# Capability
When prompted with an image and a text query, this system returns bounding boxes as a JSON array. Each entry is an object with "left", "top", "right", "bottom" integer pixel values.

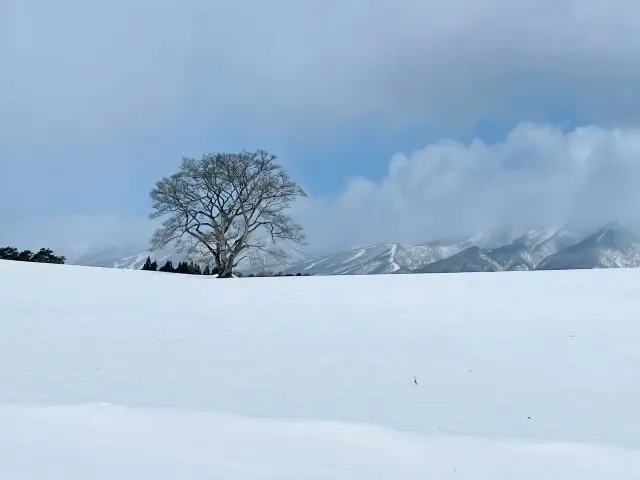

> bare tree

[{"left": 149, "top": 150, "right": 307, "bottom": 278}]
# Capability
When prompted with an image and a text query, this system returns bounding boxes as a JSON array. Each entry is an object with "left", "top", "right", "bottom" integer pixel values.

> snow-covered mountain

[
  {"left": 417, "top": 226, "right": 580, "bottom": 274},
  {"left": 275, "top": 231, "right": 515, "bottom": 276},
  {"left": 487, "top": 227, "right": 584, "bottom": 270},
  {"left": 283, "top": 224, "right": 640, "bottom": 275},
  {"left": 73, "top": 235, "right": 479, "bottom": 276},
  {"left": 72, "top": 223, "right": 640, "bottom": 275},
  {"left": 416, "top": 246, "right": 504, "bottom": 273},
  {"left": 276, "top": 243, "right": 448, "bottom": 276},
  {"left": 537, "top": 223, "right": 640, "bottom": 270}
]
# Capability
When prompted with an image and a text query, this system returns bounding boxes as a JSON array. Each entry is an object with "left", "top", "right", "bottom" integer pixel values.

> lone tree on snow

[{"left": 148, "top": 150, "right": 307, "bottom": 278}]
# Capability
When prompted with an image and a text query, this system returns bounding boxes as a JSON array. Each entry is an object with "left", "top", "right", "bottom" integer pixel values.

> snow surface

[{"left": 2, "top": 260, "right": 640, "bottom": 478}]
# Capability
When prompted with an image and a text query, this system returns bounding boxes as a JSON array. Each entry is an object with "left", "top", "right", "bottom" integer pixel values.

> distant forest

[
  {"left": 140, "top": 256, "right": 310, "bottom": 277},
  {"left": 0, "top": 247, "right": 66, "bottom": 264}
]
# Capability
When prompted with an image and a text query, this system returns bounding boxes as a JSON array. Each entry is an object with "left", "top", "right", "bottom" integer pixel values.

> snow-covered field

[{"left": 1, "top": 261, "right": 640, "bottom": 478}]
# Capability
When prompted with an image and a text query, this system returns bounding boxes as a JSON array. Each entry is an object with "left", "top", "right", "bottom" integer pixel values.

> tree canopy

[{"left": 0, "top": 247, "right": 65, "bottom": 264}]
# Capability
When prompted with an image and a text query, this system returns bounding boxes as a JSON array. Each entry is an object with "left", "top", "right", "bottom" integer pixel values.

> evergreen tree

[
  {"left": 149, "top": 260, "right": 158, "bottom": 271},
  {"left": 141, "top": 256, "right": 153, "bottom": 270},
  {"left": 159, "top": 260, "right": 175, "bottom": 272},
  {"left": 175, "top": 261, "right": 190, "bottom": 274},
  {"left": 30, "top": 248, "right": 65, "bottom": 264},
  {"left": 0, "top": 247, "right": 19, "bottom": 260},
  {"left": 203, "top": 265, "right": 211, "bottom": 275},
  {"left": 16, "top": 249, "right": 33, "bottom": 261}
]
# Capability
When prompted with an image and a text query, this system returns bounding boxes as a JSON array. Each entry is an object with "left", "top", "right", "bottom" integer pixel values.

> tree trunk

[{"left": 217, "top": 261, "right": 234, "bottom": 278}]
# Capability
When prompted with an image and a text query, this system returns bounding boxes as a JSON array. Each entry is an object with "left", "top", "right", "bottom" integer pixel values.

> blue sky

[{"left": 4, "top": 0, "right": 640, "bottom": 258}]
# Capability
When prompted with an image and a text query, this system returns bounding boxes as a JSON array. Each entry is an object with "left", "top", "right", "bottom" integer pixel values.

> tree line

[
  {"left": 140, "top": 255, "right": 310, "bottom": 277},
  {"left": 0, "top": 247, "right": 66, "bottom": 264},
  {"left": 141, "top": 256, "right": 214, "bottom": 275}
]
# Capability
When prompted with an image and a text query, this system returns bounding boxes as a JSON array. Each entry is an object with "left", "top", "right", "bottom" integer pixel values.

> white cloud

[
  {"left": 3, "top": 0, "right": 640, "bottom": 144},
  {"left": 297, "top": 123, "right": 640, "bottom": 251}
]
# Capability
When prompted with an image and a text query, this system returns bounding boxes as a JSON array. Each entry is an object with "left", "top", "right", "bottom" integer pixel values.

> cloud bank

[
  {"left": 298, "top": 123, "right": 640, "bottom": 252},
  {"left": 3, "top": 0, "right": 640, "bottom": 144}
]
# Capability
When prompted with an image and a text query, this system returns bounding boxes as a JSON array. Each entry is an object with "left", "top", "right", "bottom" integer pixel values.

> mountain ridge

[{"left": 72, "top": 222, "right": 640, "bottom": 275}]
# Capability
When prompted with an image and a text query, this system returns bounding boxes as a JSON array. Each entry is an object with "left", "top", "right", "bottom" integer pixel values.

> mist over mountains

[{"left": 72, "top": 222, "right": 640, "bottom": 276}]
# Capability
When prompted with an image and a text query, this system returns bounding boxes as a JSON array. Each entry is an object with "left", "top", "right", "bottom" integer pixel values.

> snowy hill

[
  {"left": 538, "top": 223, "right": 640, "bottom": 270},
  {"left": 1, "top": 261, "right": 640, "bottom": 478}
]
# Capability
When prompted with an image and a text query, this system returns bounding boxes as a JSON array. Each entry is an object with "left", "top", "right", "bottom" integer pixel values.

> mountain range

[{"left": 73, "top": 222, "right": 640, "bottom": 275}]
